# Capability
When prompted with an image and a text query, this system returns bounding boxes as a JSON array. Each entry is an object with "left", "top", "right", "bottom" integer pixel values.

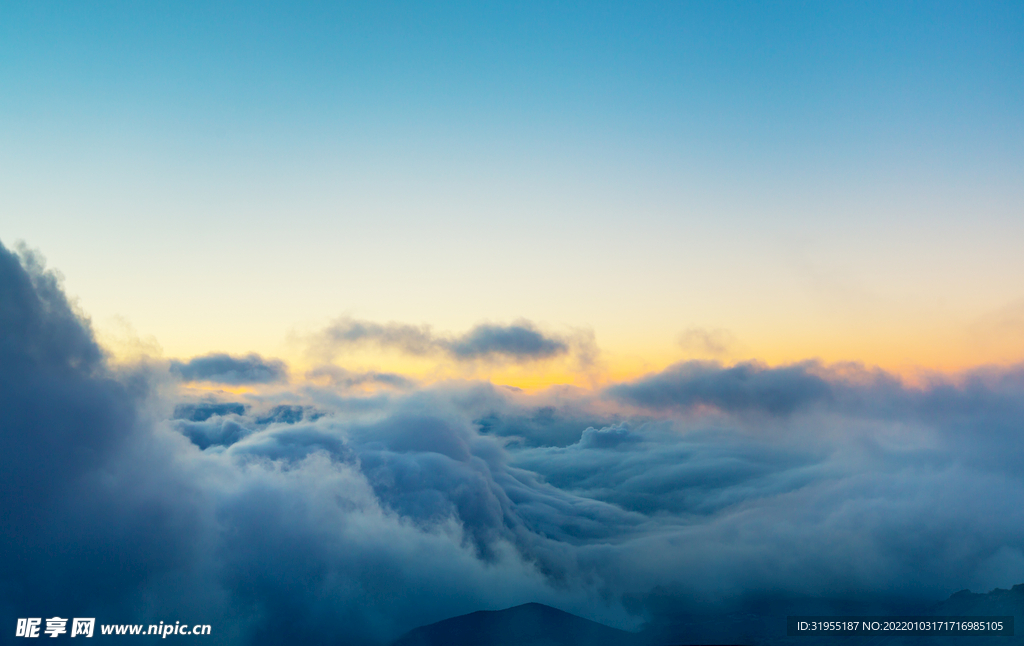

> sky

[
  {"left": 3, "top": 1, "right": 1023, "bottom": 385},
  {"left": 2, "top": 3, "right": 1024, "bottom": 645}
]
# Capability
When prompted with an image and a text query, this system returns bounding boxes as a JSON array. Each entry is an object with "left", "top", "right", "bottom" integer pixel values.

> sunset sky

[
  {"left": 3, "top": 4, "right": 1024, "bottom": 645},
  {"left": 3, "top": 1, "right": 1022, "bottom": 386}
]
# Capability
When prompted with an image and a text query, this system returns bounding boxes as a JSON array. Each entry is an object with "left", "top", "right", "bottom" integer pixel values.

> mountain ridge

[
  {"left": 391, "top": 602, "right": 647, "bottom": 646},
  {"left": 392, "top": 584, "right": 1024, "bottom": 646}
]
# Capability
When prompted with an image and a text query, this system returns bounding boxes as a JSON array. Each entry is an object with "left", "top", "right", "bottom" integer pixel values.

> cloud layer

[
  {"left": 314, "top": 317, "right": 575, "bottom": 363},
  {"left": 170, "top": 352, "right": 288, "bottom": 384},
  {"left": 5, "top": 240, "right": 1024, "bottom": 645},
  {"left": 608, "top": 360, "right": 834, "bottom": 414}
]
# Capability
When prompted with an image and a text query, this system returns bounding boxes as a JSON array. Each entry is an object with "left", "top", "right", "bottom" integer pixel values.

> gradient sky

[
  {"left": 6, "top": 6, "right": 1024, "bottom": 645},
  {"left": 3, "top": 1, "right": 1023, "bottom": 384}
]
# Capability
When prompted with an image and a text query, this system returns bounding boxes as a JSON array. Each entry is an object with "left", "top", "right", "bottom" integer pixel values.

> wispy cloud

[
  {"left": 677, "top": 327, "right": 738, "bottom": 358},
  {"left": 305, "top": 365, "right": 416, "bottom": 390}
]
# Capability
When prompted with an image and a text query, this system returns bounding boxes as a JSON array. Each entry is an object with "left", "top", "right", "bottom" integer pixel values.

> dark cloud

[
  {"left": 0, "top": 243, "right": 172, "bottom": 622},
  {"left": 321, "top": 319, "right": 436, "bottom": 355},
  {"left": 174, "top": 416, "right": 254, "bottom": 450},
  {"left": 607, "top": 360, "right": 835, "bottom": 415},
  {"left": 447, "top": 324, "right": 567, "bottom": 360},
  {"left": 7, "top": 238, "right": 1024, "bottom": 645},
  {"left": 170, "top": 352, "right": 288, "bottom": 384},
  {"left": 0, "top": 243, "right": 134, "bottom": 515},
  {"left": 314, "top": 317, "right": 572, "bottom": 363}
]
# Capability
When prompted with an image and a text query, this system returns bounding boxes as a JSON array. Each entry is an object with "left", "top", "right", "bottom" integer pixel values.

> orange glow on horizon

[{"left": 99, "top": 318, "right": 1024, "bottom": 395}]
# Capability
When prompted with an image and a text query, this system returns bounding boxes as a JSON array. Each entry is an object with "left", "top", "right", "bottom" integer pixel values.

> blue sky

[
  {"left": 5, "top": 2, "right": 1019, "bottom": 148},
  {"left": 2, "top": 2, "right": 1023, "bottom": 377}
]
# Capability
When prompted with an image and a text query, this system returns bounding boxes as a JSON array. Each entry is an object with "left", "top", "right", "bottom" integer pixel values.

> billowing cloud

[
  {"left": 0, "top": 242, "right": 134, "bottom": 520},
  {"left": 6, "top": 239, "right": 1024, "bottom": 646},
  {"left": 313, "top": 317, "right": 574, "bottom": 363},
  {"left": 0, "top": 242, "right": 564, "bottom": 645},
  {"left": 170, "top": 352, "right": 288, "bottom": 384}
]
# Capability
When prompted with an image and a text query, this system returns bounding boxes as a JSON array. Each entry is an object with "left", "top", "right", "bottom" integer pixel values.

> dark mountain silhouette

[
  {"left": 392, "top": 585, "right": 1024, "bottom": 646},
  {"left": 927, "top": 583, "right": 1024, "bottom": 618},
  {"left": 391, "top": 602, "right": 649, "bottom": 646}
]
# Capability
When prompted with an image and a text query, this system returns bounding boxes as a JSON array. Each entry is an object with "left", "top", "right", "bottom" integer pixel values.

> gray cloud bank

[
  {"left": 5, "top": 240, "right": 1024, "bottom": 645},
  {"left": 608, "top": 360, "right": 834, "bottom": 414},
  {"left": 170, "top": 352, "right": 288, "bottom": 384}
]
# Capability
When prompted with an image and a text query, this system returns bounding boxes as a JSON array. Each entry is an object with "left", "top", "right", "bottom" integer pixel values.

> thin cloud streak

[
  {"left": 311, "top": 317, "right": 587, "bottom": 365},
  {"left": 305, "top": 365, "right": 417, "bottom": 390}
]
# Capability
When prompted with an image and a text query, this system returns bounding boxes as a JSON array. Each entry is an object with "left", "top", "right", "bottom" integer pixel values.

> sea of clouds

[{"left": 3, "top": 240, "right": 1024, "bottom": 645}]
